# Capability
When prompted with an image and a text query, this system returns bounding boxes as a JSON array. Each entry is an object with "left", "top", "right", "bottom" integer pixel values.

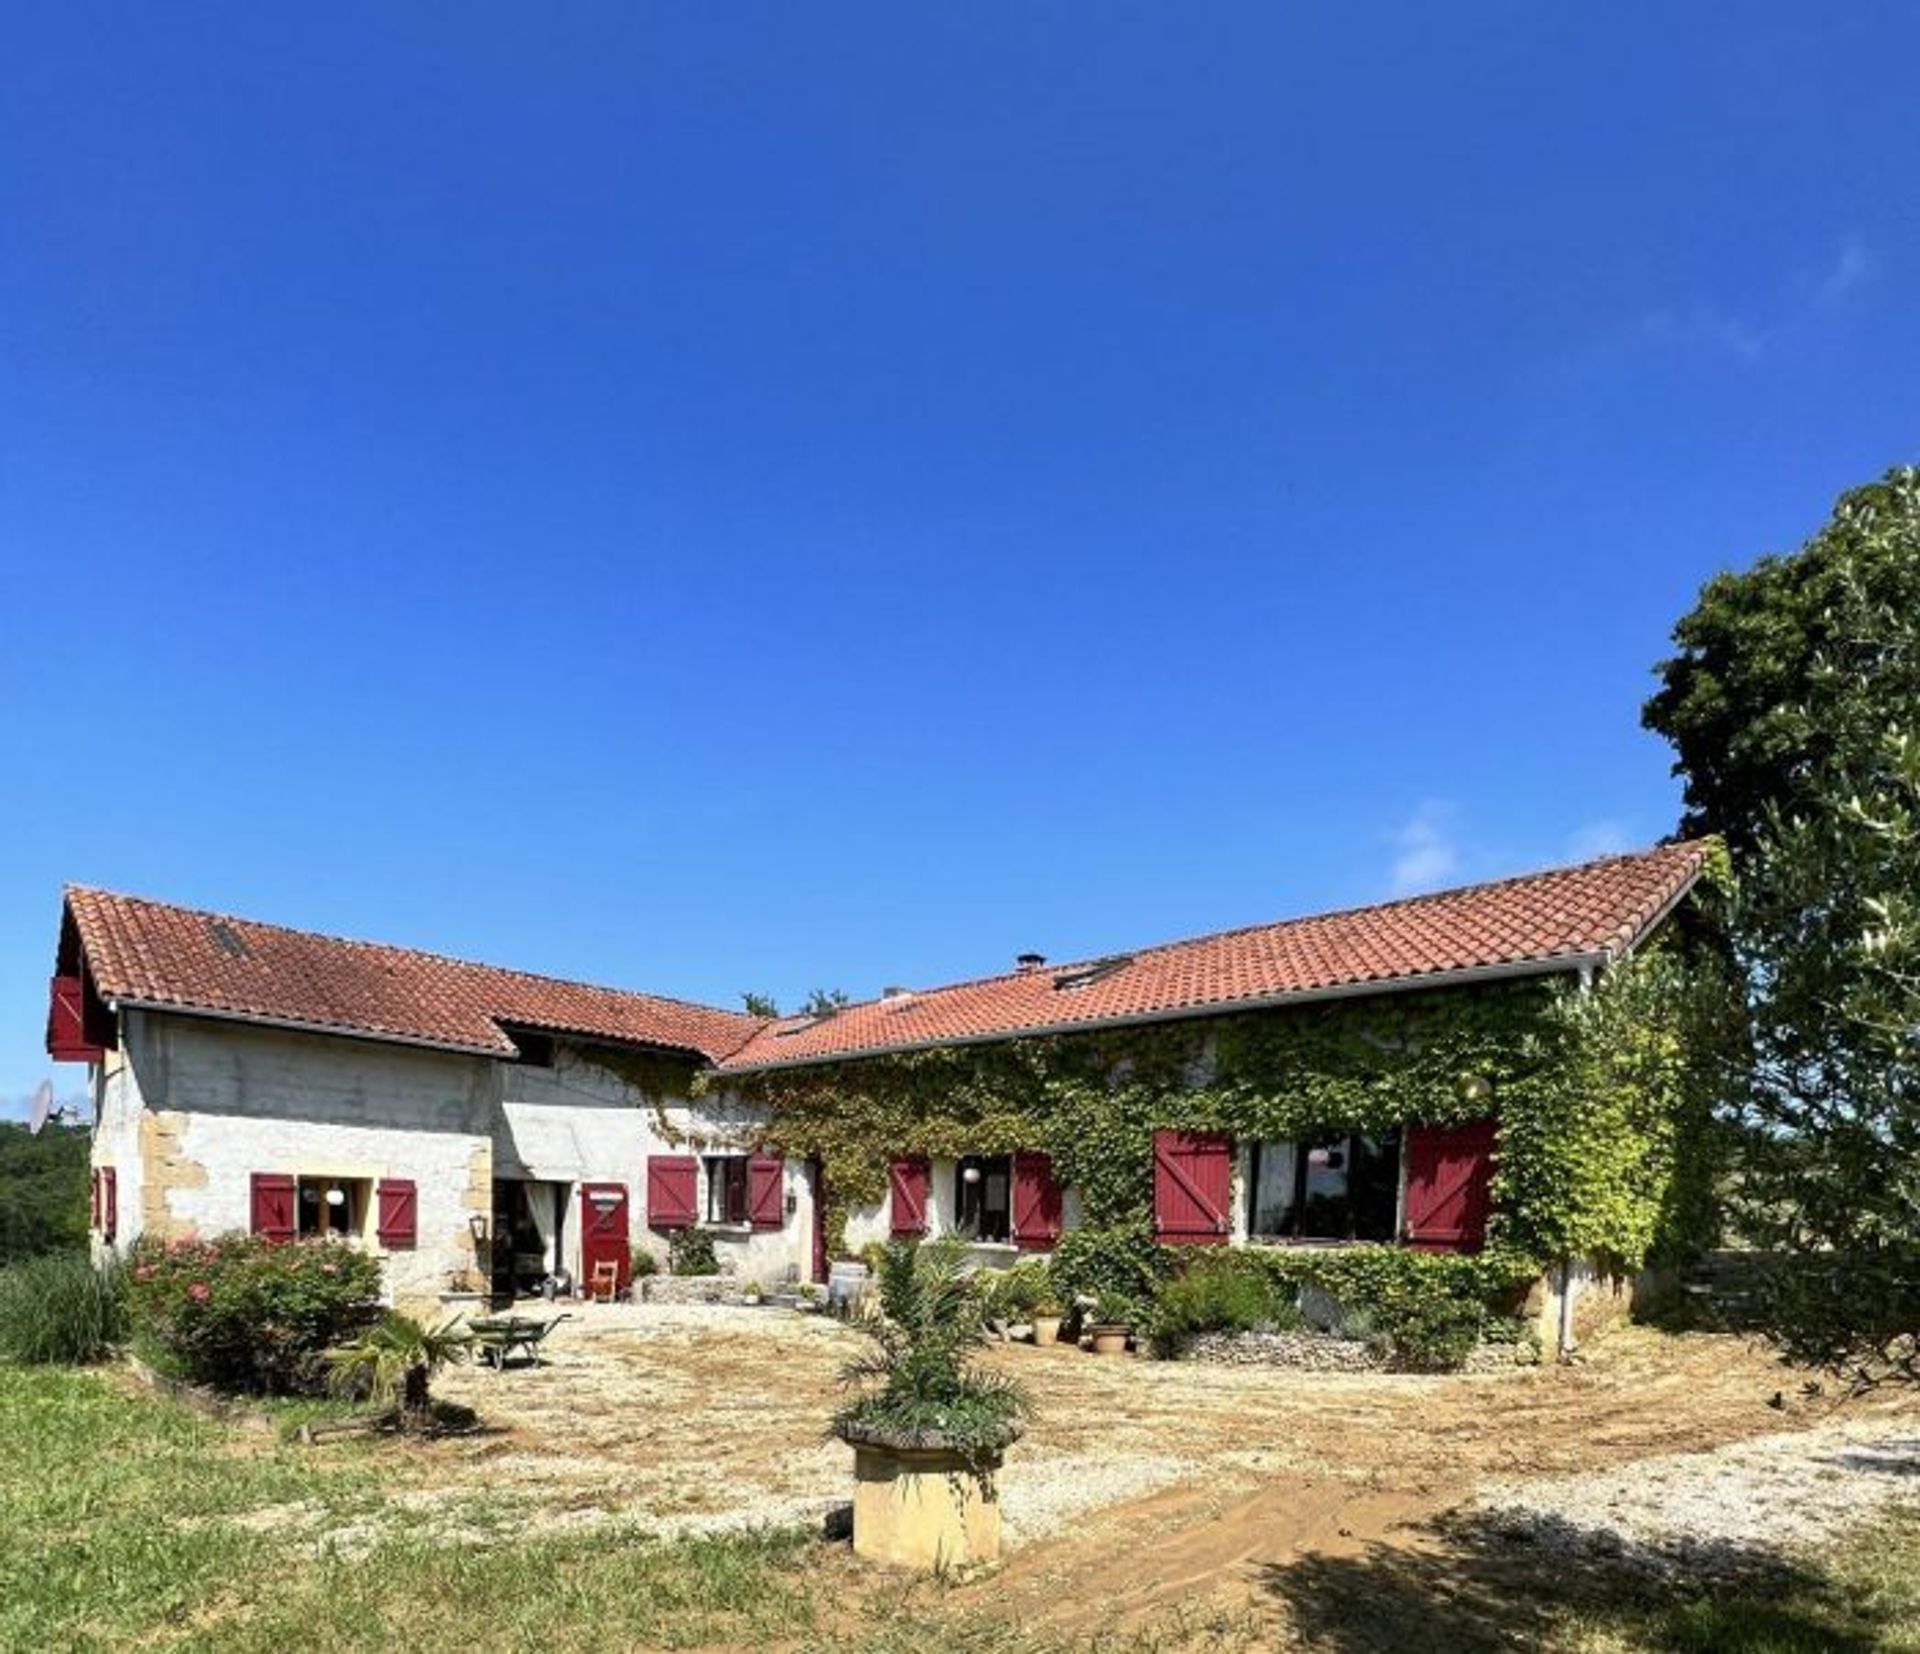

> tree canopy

[
  {"left": 0, "top": 1122, "right": 90, "bottom": 1263},
  {"left": 1646, "top": 466, "right": 1920, "bottom": 1385}
]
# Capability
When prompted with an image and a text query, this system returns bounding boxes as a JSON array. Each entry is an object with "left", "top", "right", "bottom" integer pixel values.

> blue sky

[{"left": 3, "top": 6, "right": 1916, "bottom": 1115}]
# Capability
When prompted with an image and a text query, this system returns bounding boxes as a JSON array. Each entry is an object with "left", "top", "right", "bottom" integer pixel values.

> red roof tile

[
  {"left": 715, "top": 842, "right": 1710, "bottom": 1072},
  {"left": 59, "top": 841, "right": 1708, "bottom": 1075},
  {"left": 61, "top": 887, "right": 764, "bottom": 1062}
]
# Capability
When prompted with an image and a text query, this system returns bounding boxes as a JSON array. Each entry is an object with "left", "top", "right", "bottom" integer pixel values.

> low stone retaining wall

[
  {"left": 122, "top": 1353, "right": 278, "bottom": 1433},
  {"left": 1184, "top": 1331, "right": 1531, "bottom": 1373},
  {"left": 638, "top": 1276, "right": 738, "bottom": 1305},
  {"left": 1186, "top": 1331, "right": 1385, "bottom": 1371}
]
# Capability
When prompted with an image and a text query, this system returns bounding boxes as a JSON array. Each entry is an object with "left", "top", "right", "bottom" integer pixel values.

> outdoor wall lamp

[
  {"left": 962, "top": 1165, "right": 982, "bottom": 1185},
  {"left": 468, "top": 1213, "right": 489, "bottom": 1242}
]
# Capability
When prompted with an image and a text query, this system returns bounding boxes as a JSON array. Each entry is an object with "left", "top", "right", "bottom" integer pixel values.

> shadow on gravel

[{"left": 1257, "top": 1506, "right": 1887, "bottom": 1654}]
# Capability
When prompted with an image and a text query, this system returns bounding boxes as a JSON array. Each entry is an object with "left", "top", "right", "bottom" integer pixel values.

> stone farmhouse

[{"left": 47, "top": 842, "right": 1709, "bottom": 1336}]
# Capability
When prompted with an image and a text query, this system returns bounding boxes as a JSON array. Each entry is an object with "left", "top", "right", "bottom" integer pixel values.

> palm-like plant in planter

[
  {"left": 833, "top": 1239, "right": 1032, "bottom": 1568},
  {"left": 328, "top": 1312, "right": 472, "bottom": 1434}
]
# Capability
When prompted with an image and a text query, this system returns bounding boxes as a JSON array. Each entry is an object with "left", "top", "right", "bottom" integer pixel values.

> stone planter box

[{"left": 839, "top": 1424, "right": 1016, "bottom": 1570}]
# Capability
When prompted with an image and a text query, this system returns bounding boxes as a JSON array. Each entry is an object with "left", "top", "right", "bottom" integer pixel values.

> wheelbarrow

[{"left": 467, "top": 1312, "right": 572, "bottom": 1369}]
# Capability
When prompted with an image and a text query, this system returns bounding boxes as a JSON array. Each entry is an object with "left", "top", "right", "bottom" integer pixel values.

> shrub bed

[
  {"left": 667, "top": 1228, "right": 720, "bottom": 1277},
  {"left": 1143, "top": 1251, "right": 1303, "bottom": 1357},
  {"left": 126, "top": 1235, "right": 381, "bottom": 1396}
]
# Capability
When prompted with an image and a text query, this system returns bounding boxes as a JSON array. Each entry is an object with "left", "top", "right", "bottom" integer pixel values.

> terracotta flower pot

[
  {"left": 1089, "top": 1324, "right": 1131, "bottom": 1356},
  {"left": 1031, "top": 1315, "right": 1062, "bottom": 1348}
]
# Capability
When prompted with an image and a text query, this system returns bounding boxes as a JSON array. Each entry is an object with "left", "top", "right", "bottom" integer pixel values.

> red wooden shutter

[
  {"left": 1402, "top": 1119, "right": 1496, "bottom": 1252},
  {"left": 47, "top": 974, "right": 104, "bottom": 1063},
  {"left": 250, "top": 1172, "right": 295, "bottom": 1243},
  {"left": 101, "top": 1167, "right": 118, "bottom": 1242},
  {"left": 647, "top": 1155, "right": 699, "bottom": 1229},
  {"left": 1153, "top": 1129, "right": 1233, "bottom": 1244},
  {"left": 1011, "top": 1151, "right": 1063, "bottom": 1250},
  {"left": 376, "top": 1179, "right": 418, "bottom": 1249},
  {"left": 888, "top": 1157, "right": 930, "bottom": 1237},
  {"left": 747, "top": 1155, "right": 785, "bottom": 1229},
  {"left": 90, "top": 1168, "right": 100, "bottom": 1231}
]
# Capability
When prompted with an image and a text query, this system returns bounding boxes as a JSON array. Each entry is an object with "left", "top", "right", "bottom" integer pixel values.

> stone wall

[
  {"left": 88, "top": 1011, "right": 816, "bottom": 1306},
  {"left": 502, "top": 1063, "right": 812, "bottom": 1286},
  {"left": 1184, "top": 1329, "right": 1530, "bottom": 1373},
  {"left": 113, "top": 1012, "right": 498, "bottom": 1308}
]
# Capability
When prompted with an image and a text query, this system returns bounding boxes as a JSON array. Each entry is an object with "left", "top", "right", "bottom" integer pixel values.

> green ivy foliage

[{"left": 729, "top": 941, "right": 1734, "bottom": 1308}]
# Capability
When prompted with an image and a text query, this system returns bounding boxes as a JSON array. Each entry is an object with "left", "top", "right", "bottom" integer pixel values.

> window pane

[
  {"left": 955, "top": 1155, "right": 1012, "bottom": 1242},
  {"left": 1251, "top": 1143, "right": 1299, "bottom": 1236},
  {"left": 1298, "top": 1137, "right": 1353, "bottom": 1236}
]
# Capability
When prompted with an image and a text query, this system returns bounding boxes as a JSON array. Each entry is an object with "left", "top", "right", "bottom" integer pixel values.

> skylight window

[{"left": 1051, "top": 955, "right": 1134, "bottom": 992}]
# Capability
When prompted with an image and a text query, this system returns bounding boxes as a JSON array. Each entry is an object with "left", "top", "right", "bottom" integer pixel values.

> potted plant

[
  {"left": 1086, "top": 1291, "right": 1141, "bottom": 1356},
  {"left": 833, "top": 1238, "right": 1032, "bottom": 1570},
  {"left": 1030, "top": 1295, "right": 1064, "bottom": 1348}
]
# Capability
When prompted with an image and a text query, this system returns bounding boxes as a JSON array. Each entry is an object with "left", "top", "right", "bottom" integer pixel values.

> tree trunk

[{"left": 400, "top": 1364, "right": 432, "bottom": 1432}]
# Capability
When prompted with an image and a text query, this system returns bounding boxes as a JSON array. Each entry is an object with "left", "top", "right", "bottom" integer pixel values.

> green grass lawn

[
  {"left": 0, "top": 1365, "right": 821, "bottom": 1653},
  {"left": 2, "top": 1363, "right": 1915, "bottom": 1653}
]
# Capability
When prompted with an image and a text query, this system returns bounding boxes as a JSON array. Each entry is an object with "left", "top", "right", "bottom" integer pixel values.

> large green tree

[
  {"left": 0, "top": 1122, "right": 90, "bottom": 1263},
  {"left": 1646, "top": 466, "right": 1920, "bottom": 1385}
]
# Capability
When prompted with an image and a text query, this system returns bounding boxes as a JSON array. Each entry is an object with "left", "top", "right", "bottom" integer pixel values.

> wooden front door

[{"left": 579, "top": 1182, "right": 630, "bottom": 1293}]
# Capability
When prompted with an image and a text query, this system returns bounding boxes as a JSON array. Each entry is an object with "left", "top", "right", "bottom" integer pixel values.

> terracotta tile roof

[
  {"left": 61, "top": 887, "right": 764, "bottom": 1062},
  {"left": 715, "top": 842, "right": 1710, "bottom": 1072}
]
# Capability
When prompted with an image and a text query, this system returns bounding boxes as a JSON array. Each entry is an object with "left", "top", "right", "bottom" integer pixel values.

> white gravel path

[{"left": 1472, "top": 1419, "right": 1920, "bottom": 1576}]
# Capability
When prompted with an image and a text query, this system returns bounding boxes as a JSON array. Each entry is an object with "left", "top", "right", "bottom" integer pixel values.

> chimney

[
  {"left": 1015, "top": 952, "right": 1047, "bottom": 974},
  {"left": 881, "top": 984, "right": 910, "bottom": 1000}
]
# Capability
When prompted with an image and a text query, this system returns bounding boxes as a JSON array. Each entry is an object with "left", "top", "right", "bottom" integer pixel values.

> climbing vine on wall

[{"left": 719, "top": 942, "right": 1735, "bottom": 1290}]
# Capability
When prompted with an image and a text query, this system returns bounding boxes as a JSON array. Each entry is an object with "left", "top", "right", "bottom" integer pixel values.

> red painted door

[{"left": 580, "top": 1182, "right": 630, "bottom": 1292}]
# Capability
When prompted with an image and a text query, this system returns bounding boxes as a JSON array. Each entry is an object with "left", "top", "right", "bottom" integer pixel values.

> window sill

[
  {"left": 1244, "top": 1236, "right": 1396, "bottom": 1250},
  {"left": 699, "top": 1223, "right": 755, "bottom": 1238}
]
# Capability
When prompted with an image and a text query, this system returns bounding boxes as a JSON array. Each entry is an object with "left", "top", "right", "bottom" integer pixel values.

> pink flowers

[
  {"left": 134, "top": 1265, "right": 155, "bottom": 1282},
  {"left": 188, "top": 1282, "right": 210, "bottom": 1303}
]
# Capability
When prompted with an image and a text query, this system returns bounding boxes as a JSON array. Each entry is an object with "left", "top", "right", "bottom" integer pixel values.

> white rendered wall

[
  {"left": 120, "top": 1012, "right": 496, "bottom": 1304},
  {"left": 500, "top": 1059, "right": 810, "bottom": 1285}
]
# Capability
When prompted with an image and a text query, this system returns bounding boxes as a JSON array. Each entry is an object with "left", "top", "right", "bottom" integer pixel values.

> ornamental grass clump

[
  {"left": 833, "top": 1239, "right": 1030, "bottom": 1463},
  {"left": 125, "top": 1234, "right": 381, "bottom": 1395},
  {"left": 0, "top": 1251, "right": 126, "bottom": 1365}
]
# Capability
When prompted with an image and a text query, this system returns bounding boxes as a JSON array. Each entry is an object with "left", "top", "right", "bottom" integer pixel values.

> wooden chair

[{"left": 588, "top": 1260, "right": 621, "bottom": 1303}]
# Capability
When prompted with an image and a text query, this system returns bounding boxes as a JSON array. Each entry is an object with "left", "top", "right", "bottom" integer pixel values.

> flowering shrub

[{"left": 126, "top": 1233, "right": 382, "bottom": 1395}]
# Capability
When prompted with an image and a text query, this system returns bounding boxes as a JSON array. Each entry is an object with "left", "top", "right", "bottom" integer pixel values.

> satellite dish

[{"left": 27, "top": 1080, "right": 56, "bottom": 1135}]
